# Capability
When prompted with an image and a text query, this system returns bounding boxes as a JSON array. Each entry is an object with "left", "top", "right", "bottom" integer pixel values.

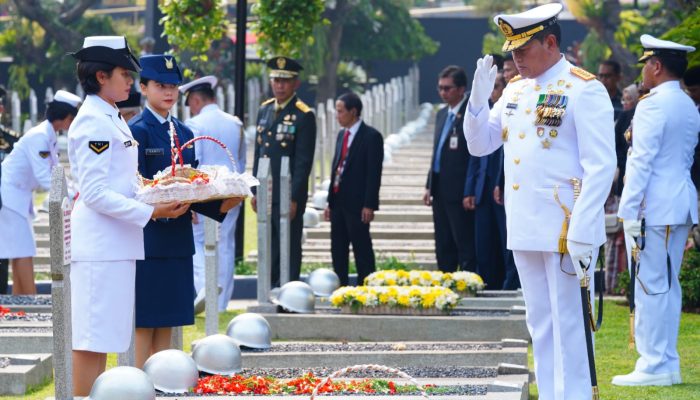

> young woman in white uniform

[
  {"left": 0, "top": 90, "right": 81, "bottom": 294},
  {"left": 68, "top": 36, "right": 188, "bottom": 396}
]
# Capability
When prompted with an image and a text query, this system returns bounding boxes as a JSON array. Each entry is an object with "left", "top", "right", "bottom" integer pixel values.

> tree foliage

[
  {"left": 253, "top": 0, "right": 326, "bottom": 59},
  {"left": 339, "top": 0, "right": 438, "bottom": 62},
  {"left": 159, "top": 0, "right": 228, "bottom": 77},
  {"left": 662, "top": 6, "right": 700, "bottom": 68},
  {"left": 0, "top": 0, "right": 110, "bottom": 98}
]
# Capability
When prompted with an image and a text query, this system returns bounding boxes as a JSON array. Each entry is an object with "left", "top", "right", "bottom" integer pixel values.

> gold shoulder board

[
  {"left": 509, "top": 75, "right": 522, "bottom": 83},
  {"left": 295, "top": 100, "right": 312, "bottom": 113},
  {"left": 261, "top": 98, "right": 275, "bottom": 106},
  {"left": 570, "top": 67, "right": 595, "bottom": 81},
  {"left": 638, "top": 92, "right": 657, "bottom": 102}
]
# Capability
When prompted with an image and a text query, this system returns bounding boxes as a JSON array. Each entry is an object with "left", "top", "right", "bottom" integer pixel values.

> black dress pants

[
  {"left": 330, "top": 204, "right": 375, "bottom": 286},
  {"left": 270, "top": 198, "right": 306, "bottom": 288},
  {"left": 431, "top": 179, "right": 477, "bottom": 273}
]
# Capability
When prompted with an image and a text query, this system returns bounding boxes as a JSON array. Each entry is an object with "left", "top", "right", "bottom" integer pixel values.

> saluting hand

[
  {"left": 152, "top": 201, "right": 190, "bottom": 219},
  {"left": 470, "top": 55, "right": 498, "bottom": 109}
]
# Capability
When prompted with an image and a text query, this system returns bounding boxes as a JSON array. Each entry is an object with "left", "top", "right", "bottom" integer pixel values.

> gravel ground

[
  {"left": 0, "top": 327, "right": 52, "bottom": 333},
  {"left": 232, "top": 366, "right": 498, "bottom": 379},
  {"left": 242, "top": 342, "right": 501, "bottom": 353},
  {"left": 0, "top": 295, "right": 52, "bottom": 305},
  {"left": 317, "top": 309, "right": 510, "bottom": 317},
  {"left": 0, "top": 313, "right": 53, "bottom": 322},
  {"left": 161, "top": 385, "right": 488, "bottom": 396}
]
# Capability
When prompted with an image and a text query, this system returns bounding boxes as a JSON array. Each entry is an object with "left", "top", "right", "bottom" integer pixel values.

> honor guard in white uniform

[
  {"left": 0, "top": 90, "right": 82, "bottom": 294},
  {"left": 68, "top": 36, "right": 188, "bottom": 396},
  {"left": 180, "top": 76, "right": 246, "bottom": 311},
  {"left": 613, "top": 35, "right": 699, "bottom": 387},
  {"left": 463, "top": 4, "right": 616, "bottom": 399}
]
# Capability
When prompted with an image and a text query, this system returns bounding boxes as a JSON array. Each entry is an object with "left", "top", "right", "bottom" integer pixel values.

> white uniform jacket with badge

[
  {"left": 618, "top": 80, "right": 700, "bottom": 225},
  {"left": 464, "top": 56, "right": 616, "bottom": 251},
  {"left": 68, "top": 94, "right": 153, "bottom": 261},
  {"left": 185, "top": 103, "right": 246, "bottom": 173},
  {"left": 0, "top": 120, "right": 59, "bottom": 218}
]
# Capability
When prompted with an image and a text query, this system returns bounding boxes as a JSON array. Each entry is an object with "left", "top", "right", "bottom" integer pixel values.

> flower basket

[
  {"left": 329, "top": 286, "right": 459, "bottom": 313},
  {"left": 363, "top": 270, "right": 485, "bottom": 295},
  {"left": 340, "top": 305, "right": 448, "bottom": 316},
  {"left": 135, "top": 122, "right": 258, "bottom": 204}
]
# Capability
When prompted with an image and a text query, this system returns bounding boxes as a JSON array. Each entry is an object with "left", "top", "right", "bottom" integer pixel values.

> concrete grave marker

[
  {"left": 279, "top": 156, "right": 291, "bottom": 286},
  {"left": 48, "top": 166, "right": 73, "bottom": 399}
]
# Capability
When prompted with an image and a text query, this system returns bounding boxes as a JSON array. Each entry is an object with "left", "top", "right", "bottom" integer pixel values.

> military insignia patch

[
  {"left": 89, "top": 141, "right": 109, "bottom": 154},
  {"left": 165, "top": 57, "right": 174, "bottom": 69},
  {"left": 39, "top": 151, "right": 51, "bottom": 159},
  {"left": 277, "top": 57, "right": 286, "bottom": 69},
  {"left": 498, "top": 19, "right": 514, "bottom": 36},
  {"left": 570, "top": 67, "right": 595, "bottom": 81}
]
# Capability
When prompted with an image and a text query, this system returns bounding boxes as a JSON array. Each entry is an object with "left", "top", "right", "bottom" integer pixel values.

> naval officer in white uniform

[
  {"left": 463, "top": 4, "right": 616, "bottom": 399},
  {"left": 0, "top": 90, "right": 82, "bottom": 295},
  {"left": 613, "top": 35, "right": 699, "bottom": 387},
  {"left": 180, "top": 76, "right": 246, "bottom": 311},
  {"left": 68, "top": 36, "right": 188, "bottom": 396}
]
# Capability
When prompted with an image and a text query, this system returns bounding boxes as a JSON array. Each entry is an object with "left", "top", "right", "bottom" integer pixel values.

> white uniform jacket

[
  {"left": 464, "top": 56, "right": 616, "bottom": 251},
  {"left": 0, "top": 120, "right": 59, "bottom": 218},
  {"left": 618, "top": 80, "right": 700, "bottom": 225},
  {"left": 185, "top": 104, "right": 246, "bottom": 173},
  {"left": 68, "top": 94, "right": 153, "bottom": 261}
]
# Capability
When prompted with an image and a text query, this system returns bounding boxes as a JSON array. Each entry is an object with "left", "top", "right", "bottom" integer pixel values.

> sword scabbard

[{"left": 629, "top": 312, "right": 636, "bottom": 350}]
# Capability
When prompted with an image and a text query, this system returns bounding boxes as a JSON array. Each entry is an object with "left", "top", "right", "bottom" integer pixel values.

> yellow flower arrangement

[
  {"left": 363, "top": 270, "right": 485, "bottom": 295},
  {"left": 329, "top": 286, "right": 459, "bottom": 311}
]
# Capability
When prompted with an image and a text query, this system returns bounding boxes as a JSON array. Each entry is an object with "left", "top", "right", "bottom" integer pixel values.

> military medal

[
  {"left": 501, "top": 127, "right": 509, "bottom": 142},
  {"left": 541, "top": 138, "right": 552, "bottom": 149},
  {"left": 537, "top": 127, "right": 545, "bottom": 137}
]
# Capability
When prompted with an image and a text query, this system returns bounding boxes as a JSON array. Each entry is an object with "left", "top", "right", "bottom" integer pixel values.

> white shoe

[
  {"left": 612, "top": 371, "right": 673, "bottom": 386},
  {"left": 672, "top": 371, "right": 682, "bottom": 385}
]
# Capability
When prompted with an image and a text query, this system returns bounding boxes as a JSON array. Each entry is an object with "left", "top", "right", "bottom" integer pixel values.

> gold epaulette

[
  {"left": 509, "top": 75, "right": 522, "bottom": 83},
  {"left": 638, "top": 92, "right": 657, "bottom": 102},
  {"left": 261, "top": 98, "right": 275, "bottom": 106},
  {"left": 570, "top": 66, "right": 595, "bottom": 81},
  {"left": 295, "top": 99, "right": 312, "bottom": 113}
]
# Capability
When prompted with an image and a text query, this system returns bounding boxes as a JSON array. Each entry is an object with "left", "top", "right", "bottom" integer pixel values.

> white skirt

[
  {"left": 71, "top": 260, "right": 135, "bottom": 353},
  {"left": 0, "top": 207, "right": 35, "bottom": 258}
]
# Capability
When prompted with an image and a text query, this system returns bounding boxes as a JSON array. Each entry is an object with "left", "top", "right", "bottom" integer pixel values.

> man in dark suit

[
  {"left": 325, "top": 92, "right": 383, "bottom": 286},
  {"left": 252, "top": 57, "right": 317, "bottom": 287},
  {"left": 423, "top": 65, "right": 477, "bottom": 273}
]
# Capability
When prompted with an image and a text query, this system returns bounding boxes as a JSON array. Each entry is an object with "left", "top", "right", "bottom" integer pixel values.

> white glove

[
  {"left": 469, "top": 54, "right": 498, "bottom": 110},
  {"left": 567, "top": 240, "right": 593, "bottom": 280},
  {"left": 623, "top": 219, "right": 642, "bottom": 238}
]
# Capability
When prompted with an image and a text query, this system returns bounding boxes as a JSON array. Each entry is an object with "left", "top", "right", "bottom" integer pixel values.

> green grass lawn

[
  {"left": 5, "top": 301, "right": 699, "bottom": 399},
  {"left": 529, "top": 300, "right": 700, "bottom": 399}
]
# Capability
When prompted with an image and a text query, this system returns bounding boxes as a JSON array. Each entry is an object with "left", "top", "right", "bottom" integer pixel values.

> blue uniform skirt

[{"left": 135, "top": 257, "right": 195, "bottom": 328}]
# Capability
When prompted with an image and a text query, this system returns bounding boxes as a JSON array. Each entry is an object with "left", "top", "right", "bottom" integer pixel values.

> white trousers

[
  {"left": 625, "top": 223, "right": 690, "bottom": 375},
  {"left": 513, "top": 250, "right": 596, "bottom": 400},
  {"left": 193, "top": 205, "right": 240, "bottom": 311}
]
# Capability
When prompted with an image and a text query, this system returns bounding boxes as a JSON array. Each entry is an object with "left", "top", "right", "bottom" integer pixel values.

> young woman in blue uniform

[
  {"left": 68, "top": 37, "right": 189, "bottom": 396},
  {"left": 129, "top": 55, "right": 240, "bottom": 368}
]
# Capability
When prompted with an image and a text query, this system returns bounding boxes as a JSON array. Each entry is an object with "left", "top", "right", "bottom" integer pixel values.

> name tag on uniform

[
  {"left": 449, "top": 135, "right": 458, "bottom": 150},
  {"left": 123, "top": 140, "right": 136, "bottom": 148},
  {"left": 145, "top": 148, "right": 164, "bottom": 156}
]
